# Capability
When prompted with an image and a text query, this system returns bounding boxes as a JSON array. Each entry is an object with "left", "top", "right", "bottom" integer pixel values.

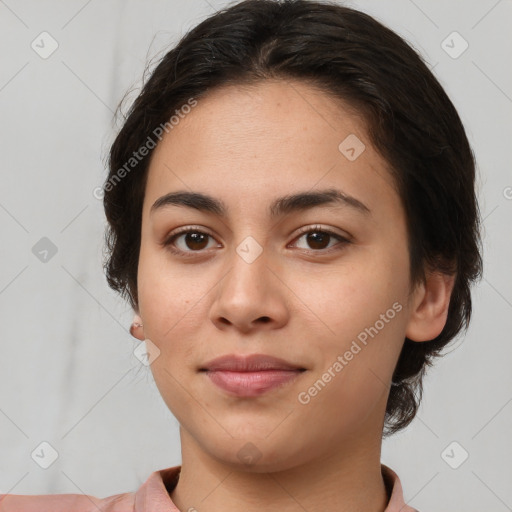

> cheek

[
  {"left": 136, "top": 251, "right": 205, "bottom": 417},
  {"left": 137, "top": 244, "right": 202, "bottom": 335},
  {"left": 136, "top": 246, "right": 225, "bottom": 393},
  {"left": 294, "top": 250, "right": 407, "bottom": 341},
  {"left": 293, "top": 287, "right": 406, "bottom": 438},
  {"left": 292, "top": 250, "right": 409, "bottom": 397}
]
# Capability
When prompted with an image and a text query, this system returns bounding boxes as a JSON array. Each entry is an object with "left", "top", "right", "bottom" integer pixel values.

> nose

[{"left": 208, "top": 246, "right": 290, "bottom": 334}]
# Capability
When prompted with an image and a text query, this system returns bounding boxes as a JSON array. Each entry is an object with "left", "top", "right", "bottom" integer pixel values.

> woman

[{"left": 0, "top": 0, "right": 482, "bottom": 510}]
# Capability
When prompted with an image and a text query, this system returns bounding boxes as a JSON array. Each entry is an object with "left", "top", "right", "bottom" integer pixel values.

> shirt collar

[
  {"left": 381, "top": 464, "right": 419, "bottom": 512},
  {"left": 134, "top": 464, "right": 418, "bottom": 512}
]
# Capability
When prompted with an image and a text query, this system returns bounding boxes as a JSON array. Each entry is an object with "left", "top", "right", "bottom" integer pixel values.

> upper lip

[{"left": 200, "top": 354, "right": 306, "bottom": 372}]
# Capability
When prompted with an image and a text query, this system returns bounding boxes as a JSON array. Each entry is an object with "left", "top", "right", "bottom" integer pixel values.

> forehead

[{"left": 142, "top": 79, "right": 399, "bottom": 221}]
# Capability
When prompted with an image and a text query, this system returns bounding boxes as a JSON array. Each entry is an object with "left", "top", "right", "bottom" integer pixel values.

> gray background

[{"left": 0, "top": 0, "right": 511, "bottom": 510}]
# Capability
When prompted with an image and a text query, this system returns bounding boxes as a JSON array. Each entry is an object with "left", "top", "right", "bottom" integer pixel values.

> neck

[{"left": 170, "top": 427, "right": 389, "bottom": 512}]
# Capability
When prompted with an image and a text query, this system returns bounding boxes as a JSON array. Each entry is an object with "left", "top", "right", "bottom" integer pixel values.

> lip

[
  {"left": 200, "top": 354, "right": 306, "bottom": 397},
  {"left": 200, "top": 353, "right": 305, "bottom": 372}
]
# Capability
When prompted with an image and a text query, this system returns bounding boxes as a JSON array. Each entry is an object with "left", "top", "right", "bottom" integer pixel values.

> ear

[
  {"left": 405, "top": 270, "right": 457, "bottom": 342},
  {"left": 129, "top": 313, "right": 145, "bottom": 341}
]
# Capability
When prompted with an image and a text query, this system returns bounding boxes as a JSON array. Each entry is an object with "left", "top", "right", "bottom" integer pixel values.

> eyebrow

[{"left": 150, "top": 188, "right": 371, "bottom": 218}]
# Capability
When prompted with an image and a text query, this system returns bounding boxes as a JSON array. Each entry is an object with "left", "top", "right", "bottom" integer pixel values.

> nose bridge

[
  {"left": 227, "top": 234, "right": 272, "bottom": 296},
  {"left": 209, "top": 232, "right": 288, "bottom": 330},
  {"left": 235, "top": 233, "right": 266, "bottom": 266}
]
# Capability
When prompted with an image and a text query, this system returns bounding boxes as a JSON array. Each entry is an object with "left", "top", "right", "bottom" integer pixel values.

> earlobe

[
  {"left": 129, "top": 314, "right": 145, "bottom": 341},
  {"left": 405, "top": 271, "right": 456, "bottom": 342}
]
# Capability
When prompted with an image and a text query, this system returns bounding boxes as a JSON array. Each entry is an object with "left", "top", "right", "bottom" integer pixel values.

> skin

[{"left": 131, "top": 79, "right": 455, "bottom": 512}]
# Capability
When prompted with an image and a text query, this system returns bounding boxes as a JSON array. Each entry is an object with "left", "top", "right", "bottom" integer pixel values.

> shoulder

[
  {"left": 0, "top": 491, "right": 134, "bottom": 511},
  {"left": 0, "top": 465, "right": 181, "bottom": 512}
]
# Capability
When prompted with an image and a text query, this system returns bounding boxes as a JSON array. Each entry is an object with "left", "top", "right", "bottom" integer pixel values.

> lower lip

[{"left": 203, "top": 369, "right": 304, "bottom": 397}]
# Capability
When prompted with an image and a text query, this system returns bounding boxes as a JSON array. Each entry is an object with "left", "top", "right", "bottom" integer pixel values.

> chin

[{"left": 200, "top": 432, "right": 312, "bottom": 474}]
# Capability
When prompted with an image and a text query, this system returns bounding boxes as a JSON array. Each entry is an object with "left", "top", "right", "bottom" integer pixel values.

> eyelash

[{"left": 162, "top": 224, "right": 351, "bottom": 258}]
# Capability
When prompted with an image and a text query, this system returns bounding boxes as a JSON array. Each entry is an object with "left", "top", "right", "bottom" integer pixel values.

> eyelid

[
  {"left": 292, "top": 224, "right": 352, "bottom": 243},
  {"left": 164, "top": 224, "right": 214, "bottom": 240}
]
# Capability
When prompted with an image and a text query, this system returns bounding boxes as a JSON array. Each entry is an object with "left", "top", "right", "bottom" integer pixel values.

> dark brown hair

[{"left": 103, "top": 0, "right": 483, "bottom": 437}]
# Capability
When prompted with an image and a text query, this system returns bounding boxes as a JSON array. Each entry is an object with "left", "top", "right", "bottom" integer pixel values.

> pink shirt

[{"left": 0, "top": 464, "right": 419, "bottom": 511}]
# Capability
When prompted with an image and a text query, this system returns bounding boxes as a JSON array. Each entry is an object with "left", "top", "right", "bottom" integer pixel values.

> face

[{"left": 136, "top": 79, "right": 418, "bottom": 471}]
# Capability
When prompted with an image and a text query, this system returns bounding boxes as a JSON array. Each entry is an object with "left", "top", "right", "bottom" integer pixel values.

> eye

[
  {"left": 290, "top": 225, "right": 351, "bottom": 253},
  {"left": 162, "top": 227, "right": 219, "bottom": 257},
  {"left": 162, "top": 224, "right": 351, "bottom": 258}
]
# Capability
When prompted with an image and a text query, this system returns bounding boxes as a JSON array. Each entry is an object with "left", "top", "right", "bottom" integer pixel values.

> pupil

[
  {"left": 187, "top": 232, "right": 208, "bottom": 250},
  {"left": 308, "top": 232, "right": 328, "bottom": 250}
]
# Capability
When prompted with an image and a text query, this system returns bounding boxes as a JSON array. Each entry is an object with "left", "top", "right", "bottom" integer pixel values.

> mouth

[
  {"left": 200, "top": 353, "right": 306, "bottom": 372},
  {"left": 199, "top": 353, "right": 306, "bottom": 397}
]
